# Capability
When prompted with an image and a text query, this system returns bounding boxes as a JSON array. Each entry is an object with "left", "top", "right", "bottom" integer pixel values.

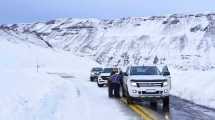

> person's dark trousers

[
  {"left": 113, "top": 83, "right": 120, "bottom": 98},
  {"left": 108, "top": 83, "right": 114, "bottom": 97}
]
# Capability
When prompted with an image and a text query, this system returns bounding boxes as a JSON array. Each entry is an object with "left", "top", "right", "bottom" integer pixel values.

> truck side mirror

[
  {"left": 162, "top": 71, "right": 170, "bottom": 76},
  {"left": 124, "top": 72, "right": 128, "bottom": 76}
]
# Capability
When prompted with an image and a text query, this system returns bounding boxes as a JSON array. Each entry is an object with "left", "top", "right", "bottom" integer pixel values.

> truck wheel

[
  {"left": 98, "top": 84, "right": 104, "bottom": 87},
  {"left": 97, "top": 80, "right": 103, "bottom": 87},
  {"left": 90, "top": 77, "right": 94, "bottom": 82},
  {"left": 97, "top": 83, "right": 104, "bottom": 87},
  {"left": 119, "top": 87, "right": 123, "bottom": 98},
  {"left": 124, "top": 89, "right": 133, "bottom": 104},
  {"left": 150, "top": 101, "right": 157, "bottom": 108},
  {"left": 126, "top": 97, "right": 133, "bottom": 104},
  {"left": 120, "top": 87, "right": 126, "bottom": 98},
  {"left": 163, "top": 96, "right": 170, "bottom": 111}
]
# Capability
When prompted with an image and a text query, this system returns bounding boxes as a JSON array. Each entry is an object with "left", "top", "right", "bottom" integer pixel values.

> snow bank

[
  {"left": 0, "top": 41, "right": 100, "bottom": 120},
  {"left": 170, "top": 67, "right": 215, "bottom": 108},
  {"left": 0, "top": 69, "right": 64, "bottom": 120},
  {"left": 0, "top": 40, "right": 98, "bottom": 77}
]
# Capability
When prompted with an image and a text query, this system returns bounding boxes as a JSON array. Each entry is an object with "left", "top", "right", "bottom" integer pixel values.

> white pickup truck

[{"left": 121, "top": 65, "right": 171, "bottom": 110}]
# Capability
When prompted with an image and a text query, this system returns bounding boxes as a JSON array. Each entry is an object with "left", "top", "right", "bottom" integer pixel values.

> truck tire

[
  {"left": 126, "top": 97, "right": 133, "bottom": 104},
  {"left": 119, "top": 87, "right": 123, "bottom": 98},
  {"left": 90, "top": 77, "right": 94, "bottom": 82},
  {"left": 150, "top": 101, "right": 157, "bottom": 108},
  {"left": 123, "top": 88, "right": 133, "bottom": 104},
  {"left": 163, "top": 96, "right": 169, "bottom": 111},
  {"left": 97, "top": 79, "right": 104, "bottom": 87},
  {"left": 98, "top": 83, "right": 104, "bottom": 87},
  {"left": 120, "top": 86, "right": 126, "bottom": 97}
]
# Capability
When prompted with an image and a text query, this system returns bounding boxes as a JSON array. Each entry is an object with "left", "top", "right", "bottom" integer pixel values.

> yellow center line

[
  {"left": 121, "top": 98, "right": 157, "bottom": 120},
  {"left": 134, "top": 104, "right": 157, "bottom": 120},
  {"left": 128, "top": 104, "right": 153, "bottom": 120}
]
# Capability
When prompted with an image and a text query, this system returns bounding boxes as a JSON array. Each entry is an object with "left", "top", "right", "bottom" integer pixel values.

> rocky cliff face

[{"left": 1, "top": 13, "right": 215, "bottom": 70}]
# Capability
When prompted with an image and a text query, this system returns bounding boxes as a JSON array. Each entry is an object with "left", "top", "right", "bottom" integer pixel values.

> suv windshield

[
  {"left": 130, "top": 66, "right": 161, "bottom": 75},
  {"left": 102, "top": 68, "right": 112, "bottom": 73},
  {"left": 92, "top": 67, "right": 103, "bottom": 72}
]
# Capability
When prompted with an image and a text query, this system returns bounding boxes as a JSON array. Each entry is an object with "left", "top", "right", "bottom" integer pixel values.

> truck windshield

[
  {"left": 102, "top": 68, "right": 112, "bottom": 73},
  {"left": 92, "top": 68, "right": 103, "bottom": 72},
  {"left": 130, "top": 66, "right": 161, "bottom": 75}
]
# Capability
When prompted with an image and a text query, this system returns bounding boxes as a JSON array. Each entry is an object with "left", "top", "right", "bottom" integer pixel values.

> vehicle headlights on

[
  {"left": 163, "top": 81, "right": 168, "bottom": 86},
  {"left": 130, "top": 81, "right": 137, "bottom": 87},
  {"left": 91, "top": 72, "right": 95, "bottom": 75}
]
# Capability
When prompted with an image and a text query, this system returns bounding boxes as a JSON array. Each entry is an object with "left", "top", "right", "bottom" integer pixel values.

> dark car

[{"left": 90, "top": 67, "right": 103, "bottom": 81}]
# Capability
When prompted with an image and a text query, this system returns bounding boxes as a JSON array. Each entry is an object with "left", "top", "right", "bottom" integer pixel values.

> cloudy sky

[{"left": 1, "top": 0, "right": 215, "bottom": 24}]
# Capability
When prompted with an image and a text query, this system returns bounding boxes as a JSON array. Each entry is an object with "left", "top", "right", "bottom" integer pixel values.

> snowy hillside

[
  {"left": 1, "top": 13, "right": 215, "bottom": 70},
  {"left": 1, "top": 13, "right": 215, "bottom": 110}
]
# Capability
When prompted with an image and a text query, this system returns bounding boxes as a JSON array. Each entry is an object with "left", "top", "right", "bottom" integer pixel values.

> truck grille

[
  {"left": 101, "top": 76, "right": 110, "bottom": 80},
  {"left": 138, "top": 91, "right": 163, "bottom": 95},
  {"left": 137, "top": 82, "right": 163, "bottom": 87}
]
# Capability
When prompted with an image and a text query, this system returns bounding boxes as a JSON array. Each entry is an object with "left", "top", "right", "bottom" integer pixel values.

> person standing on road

[{"left": 108, "top": 69, "right": 122, "bottom": 98}]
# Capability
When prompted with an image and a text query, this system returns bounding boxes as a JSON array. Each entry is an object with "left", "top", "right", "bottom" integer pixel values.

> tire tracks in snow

[
  {"left": 30, "top": 72, "right": 78, "bottom": 120},
  {"left": 33, "top": 85, "right": 67, "bottom": 120},
  {"left": 45, "top": 72, "right": 93, "bottom": 120},
  {"left": 57, "top": 73, "right": 142, "bottom": 120}
]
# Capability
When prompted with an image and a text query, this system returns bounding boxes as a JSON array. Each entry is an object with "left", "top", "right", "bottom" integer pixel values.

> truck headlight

[
  {"left": 91, "top": 73, "right": 95, "bottom": 75},
  {"left": 131, "top": 82, "right": 137, "bottom": 87},
  {"left": 163, "top": 81, "right": 168, "bottom": 86}
]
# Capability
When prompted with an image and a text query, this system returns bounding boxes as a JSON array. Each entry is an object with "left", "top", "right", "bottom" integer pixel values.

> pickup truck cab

[{"left": 121, "top": 65, "right": 171, "bottom": 110}]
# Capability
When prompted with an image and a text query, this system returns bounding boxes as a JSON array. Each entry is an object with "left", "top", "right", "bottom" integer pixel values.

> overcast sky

[{"left": 1, "top": 0, "right": 215, "bottom": 24}]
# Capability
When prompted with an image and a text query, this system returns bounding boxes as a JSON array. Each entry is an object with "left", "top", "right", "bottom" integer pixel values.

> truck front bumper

[
  {"left": 128, "top": 86, "right": 170, "bottom": 98},
  {"left": 90, "top": 76, "right": 98, "bottom": 80},
  {"left": 98, "top": 78, "right": 108, "bottom": 85}
]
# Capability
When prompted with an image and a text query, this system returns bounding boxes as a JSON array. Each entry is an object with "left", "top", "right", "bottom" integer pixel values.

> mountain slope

[
  {"left": 1, "top": 13, "right": 215, "bottom": 70},
  {"left": 1, "top": 13, "right": 215, "bottom": 109}
]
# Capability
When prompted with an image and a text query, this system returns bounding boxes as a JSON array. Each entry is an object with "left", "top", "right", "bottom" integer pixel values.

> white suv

[
  {"left": 121, "top": 65, "right": 171, "bottom": 110},
  {"left": 97, "top": 68, "right": 112, "bottom": 87},
  {"left": 97, "top": 67, "right": 120, "bottom": 87}
]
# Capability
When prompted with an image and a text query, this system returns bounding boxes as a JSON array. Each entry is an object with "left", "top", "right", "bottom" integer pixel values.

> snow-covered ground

[
  {"left": 170, "top": 68, "right": 215, "bottom": 108},
  {"left": 0, "top": 41, "right": 139, "bottom": 120},
  {"left": 1, "top": 12, "right": 215, "bottom": 118},
  {"left": 1, "top": 39, "right": 215, "bottom": 120}
]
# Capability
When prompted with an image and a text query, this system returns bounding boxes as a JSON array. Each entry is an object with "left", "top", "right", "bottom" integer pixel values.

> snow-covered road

[{"left": 47, "top": 72, "right": 140, "bottom": 120}]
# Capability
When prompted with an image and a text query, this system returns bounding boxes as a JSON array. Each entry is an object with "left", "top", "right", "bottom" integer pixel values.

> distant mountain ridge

[{"left": 1, "top": 13, "right": 215, "bottom": 70}]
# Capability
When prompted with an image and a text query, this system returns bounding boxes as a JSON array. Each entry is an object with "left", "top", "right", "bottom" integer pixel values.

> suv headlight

[
  {"left": 163, "top": 81, "right": 168, "bottom": 86},
  {"left": 131, "top": 82, "right": 137, "bottom": 87},
  {"left": 91, "top": 72, "right": 95, "bottom": 75}
]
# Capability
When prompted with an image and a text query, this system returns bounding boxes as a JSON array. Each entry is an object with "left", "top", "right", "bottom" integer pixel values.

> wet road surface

[
  {"left": 136, "top": 96, "right": 215, "bottom": 120},
  {"left": 170, "top": 96, "right": 215, "bottom": 120}
]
